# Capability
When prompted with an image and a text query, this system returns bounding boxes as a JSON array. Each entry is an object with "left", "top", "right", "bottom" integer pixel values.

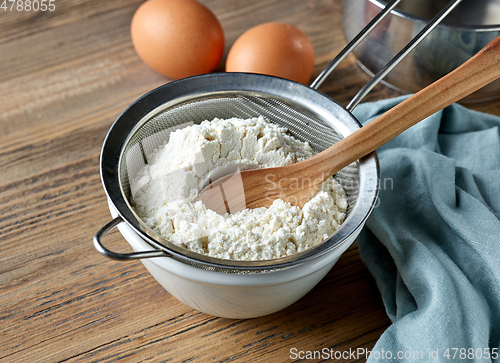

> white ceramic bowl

[{"left": 109, "top": 203, "right": 363, "bottom": 319}]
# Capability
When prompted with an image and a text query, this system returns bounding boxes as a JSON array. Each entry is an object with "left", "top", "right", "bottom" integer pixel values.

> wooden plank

[{"left": 1, "top": 0, "right": 498, "bottom": 361}]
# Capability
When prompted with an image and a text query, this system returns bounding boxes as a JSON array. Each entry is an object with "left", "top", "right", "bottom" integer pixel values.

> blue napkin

[{"left": 352, "top": 96, "right": 500, "bottom": 362}]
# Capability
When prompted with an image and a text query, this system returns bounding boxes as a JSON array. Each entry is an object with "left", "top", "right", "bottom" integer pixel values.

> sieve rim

[{"left": 99, "top": 72, "right": 379, "bottom": 271}]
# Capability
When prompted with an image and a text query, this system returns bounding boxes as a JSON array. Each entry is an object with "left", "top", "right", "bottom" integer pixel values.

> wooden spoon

[{"left": 196, "top": 36, "right": 500, "bottom": 214}]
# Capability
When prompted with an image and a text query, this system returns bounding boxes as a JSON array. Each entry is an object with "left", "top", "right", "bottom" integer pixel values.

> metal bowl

[{"left": 342, "top": 0, "right": 500, "bottom": 102}]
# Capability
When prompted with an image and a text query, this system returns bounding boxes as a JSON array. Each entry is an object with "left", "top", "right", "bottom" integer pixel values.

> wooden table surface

[{"left": 2, "top": 1, "right": 499, "bottom": 362}]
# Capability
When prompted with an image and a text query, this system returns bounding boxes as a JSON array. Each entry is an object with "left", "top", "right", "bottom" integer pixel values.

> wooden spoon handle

[{"left": 314, "top": 35, "right": 500, "bottom": 177}]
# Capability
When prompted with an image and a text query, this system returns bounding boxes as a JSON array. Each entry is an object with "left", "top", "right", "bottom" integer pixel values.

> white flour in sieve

[{"left": 131, "top": 116, "right": 347, "bottom": 261}]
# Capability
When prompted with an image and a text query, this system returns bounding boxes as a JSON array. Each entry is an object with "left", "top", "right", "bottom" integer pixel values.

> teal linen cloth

[{"left": 352, "top": 96, "right": 500, "bottom": 362}]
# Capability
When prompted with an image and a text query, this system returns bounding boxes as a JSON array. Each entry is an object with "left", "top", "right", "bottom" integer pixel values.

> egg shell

[
  {"left": 131, "top": 0, "right": 225, "bottom": 80},
  {"left": 226, "top": 22, "right": 315, "bottom": 84}
]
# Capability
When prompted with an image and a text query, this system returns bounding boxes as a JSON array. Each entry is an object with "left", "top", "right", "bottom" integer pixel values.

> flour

[{"left": 131, "top": 116, "right": 347, "bottom": 261}]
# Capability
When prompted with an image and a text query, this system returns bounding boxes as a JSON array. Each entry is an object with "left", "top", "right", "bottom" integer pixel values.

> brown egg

[
  {"left": 226, "top": 22, "right": 315, "bottom": 84},
  {"left": 131, "top": 0, "right": 225, "bottom": 80}
]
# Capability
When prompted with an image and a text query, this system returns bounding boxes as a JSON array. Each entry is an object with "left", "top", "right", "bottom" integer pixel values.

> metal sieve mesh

[
  {"left": 115, "top": 93, "right": 361, "bottom": 273},
  {"left": 99, "top": 74, "right": 379, "bottom": 273}
]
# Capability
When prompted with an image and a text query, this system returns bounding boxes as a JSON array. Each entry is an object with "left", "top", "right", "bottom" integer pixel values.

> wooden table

[{"left": 2, "top": 1, "right": 499, "bottom": 362}]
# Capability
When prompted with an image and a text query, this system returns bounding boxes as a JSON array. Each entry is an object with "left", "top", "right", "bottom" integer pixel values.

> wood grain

[{"left": 1, "top": 0, "right": 499, "bottom": 362}]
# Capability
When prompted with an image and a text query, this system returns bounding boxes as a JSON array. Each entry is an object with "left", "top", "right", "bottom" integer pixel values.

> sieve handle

[
  {"left": 310, "top": 0, "right": 402, "bottom": 90},
  {"left": 346, "top": 0, "right": 463, "bottom": 111},
  {"left": 94, "top": 217, "right": 169, "bottom": 260}
]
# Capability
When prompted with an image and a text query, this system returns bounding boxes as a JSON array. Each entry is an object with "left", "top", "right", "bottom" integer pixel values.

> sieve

[{"left": 94, "top": 0, "right": 462, "bottom": 273}]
